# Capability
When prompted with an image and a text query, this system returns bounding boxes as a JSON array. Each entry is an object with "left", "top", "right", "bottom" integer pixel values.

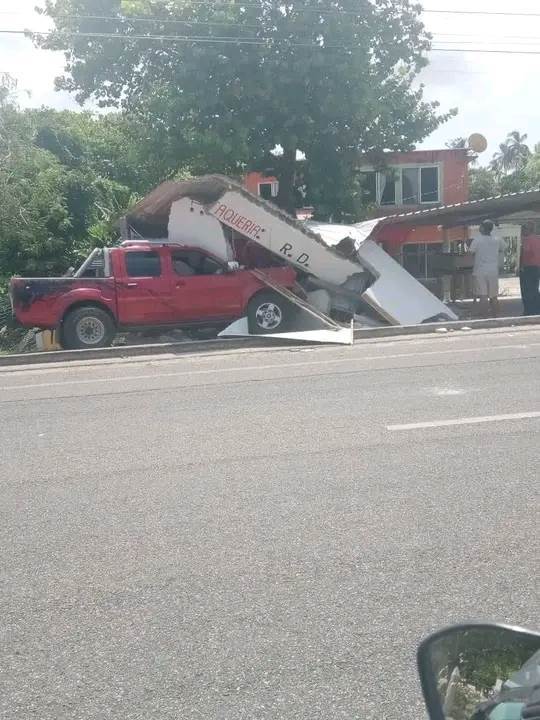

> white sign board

[{"left": 210, "top": 192, "right": 363, "bottom": 285}]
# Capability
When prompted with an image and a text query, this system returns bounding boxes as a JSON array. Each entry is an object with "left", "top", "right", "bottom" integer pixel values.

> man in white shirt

[{"left": 468, "top": 219, "right": 505, "bottom": 317}]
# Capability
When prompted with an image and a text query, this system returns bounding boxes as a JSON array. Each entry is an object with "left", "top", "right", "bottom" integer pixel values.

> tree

[
  {"left": 0, "top": 72, "right": 17, "bottom": 107},
  {"left": 490, "top": 130, "right": 531, "bottom": 176},
  {"left": 29, "top": 108, "right": 174, "bottom": 195},
  {"left": 446, "top": 137, "right": 468, "bottom": 149},
  {"left": 38, "top": 0, "right": 455, "bottom": 216},
  {"left": 0, "top": 102, "right": 138, "bottom": 280},
  {"left": 469, "top": 167, "right": 500, "bottom": 201},
  {"left": 467, "top": 130, "right": 540, "bottom": 201}
]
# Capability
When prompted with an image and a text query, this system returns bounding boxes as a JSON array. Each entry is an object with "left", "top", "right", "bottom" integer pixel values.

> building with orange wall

[
  {"left": 245, "top": 149, "right": 473, "bottom": 280},
  {"left": 244, "top": 171, "right": 280, "bottom": 200},
  {"left": 359, "top": 149, "right": 471, "bottom": 269}
]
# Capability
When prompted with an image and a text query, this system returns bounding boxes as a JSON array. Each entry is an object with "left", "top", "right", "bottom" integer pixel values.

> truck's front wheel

[
  {"left": 61, "top": 306, "right": 116, "bottom": 350},
  {"left": 247, "top": 291, "right": 295, "bottom": 335}
]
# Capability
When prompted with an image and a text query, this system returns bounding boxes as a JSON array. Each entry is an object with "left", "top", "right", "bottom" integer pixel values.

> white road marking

[
  {"left": 1, "top": 341, "right": 539, "bottom": 392},
  {"left": 387, "top": 411, "right": 540, "bottom": 432},
  {"left": 430, "top": 388, "right": 467, "bottom": 397}
]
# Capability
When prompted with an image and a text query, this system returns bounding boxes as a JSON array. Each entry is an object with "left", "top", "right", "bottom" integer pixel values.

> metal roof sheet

[{"left": 377, "top": 189, "right": 540, "bottom": 227}]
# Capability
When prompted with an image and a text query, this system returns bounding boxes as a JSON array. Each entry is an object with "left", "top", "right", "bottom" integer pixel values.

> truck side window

[
  {"left": 172, "top": 252, "right": 196, "bottom": 276},
  {"left": 200, "top": 256, "right": 223, "bottom": 275},
  {"left": 172, "top": 250, "right": 223, "bottom": 276},
  {"left": 126, "top": 251, "right": 161, "bottom": 277}
]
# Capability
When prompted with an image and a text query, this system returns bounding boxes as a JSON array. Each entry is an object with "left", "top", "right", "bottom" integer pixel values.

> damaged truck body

[{"left": 9, "top": 175, "right": 457, "bottom": 350}]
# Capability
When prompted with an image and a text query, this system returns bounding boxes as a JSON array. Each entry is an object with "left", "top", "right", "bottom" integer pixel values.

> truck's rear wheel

[
  {"left": 61, "top": 306, "right": 115, "bottom": 350},
  {"left": 247, "top": 291, "right": 295, "bottom": 335}
]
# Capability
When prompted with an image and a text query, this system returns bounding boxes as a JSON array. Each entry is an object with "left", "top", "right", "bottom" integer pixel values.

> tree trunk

[{"left": 275, "top": 146, "right": 297, "bottom": 216}]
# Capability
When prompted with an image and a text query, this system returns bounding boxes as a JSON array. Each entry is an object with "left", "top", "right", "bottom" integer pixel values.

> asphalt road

[{"left": 2, "top": 328, "right": 539, "bottom": 720}]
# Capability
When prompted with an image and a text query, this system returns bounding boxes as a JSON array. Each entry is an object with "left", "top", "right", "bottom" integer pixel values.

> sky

[{"left": 1, "top": 0, "right": 540, "bottom": 163}]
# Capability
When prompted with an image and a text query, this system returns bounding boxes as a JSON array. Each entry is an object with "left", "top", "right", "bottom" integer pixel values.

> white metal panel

[
  {"left": 168, "top": 198, "right": 231, "bottom": 261},
  {"left": 209, "top": 192, "right": 363, "bottom": 284},
  {"left": 305, "top": 221, "right": 457, "bottom": 325},
  {"left": 218, "top": 318, "right": 354, "bottom": 345},
  {"left": 307, "top": 219, "right": 380, "bottom": 249},
  {"left": 357, "top": 240, "right": 458, "bottom": 325}
]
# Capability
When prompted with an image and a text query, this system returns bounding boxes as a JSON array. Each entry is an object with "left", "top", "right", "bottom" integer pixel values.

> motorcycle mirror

[{"left": 417, "top": 624, "right": 540, "bottom": 720}]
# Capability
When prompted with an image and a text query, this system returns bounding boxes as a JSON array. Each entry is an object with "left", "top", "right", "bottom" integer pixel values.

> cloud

[
  {"left": 0, "top": 0, "right": 79, "bottom": 108},
  {"left": 1, "top": 34, "right": 78, "bottom": 109},
  {"left": 418, "top": 0, "right": 540, "bottom": 158}
]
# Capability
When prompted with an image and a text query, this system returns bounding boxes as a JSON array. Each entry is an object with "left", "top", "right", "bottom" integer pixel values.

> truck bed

[{"left": 10, "top": 277, "right": 115, "bottom": 329}]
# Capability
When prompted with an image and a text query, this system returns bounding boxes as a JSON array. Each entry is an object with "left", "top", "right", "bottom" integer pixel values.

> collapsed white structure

[{"left": 127, "top": 175, "right": 457, "bottom": 344}]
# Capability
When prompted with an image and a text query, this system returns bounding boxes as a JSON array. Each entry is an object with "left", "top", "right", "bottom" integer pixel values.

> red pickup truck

[{"left": 9, "top": 243, "right": 298, "bottom": 349}]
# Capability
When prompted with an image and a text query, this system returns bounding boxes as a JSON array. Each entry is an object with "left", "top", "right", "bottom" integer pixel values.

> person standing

[
  {"left": 519, "top": 222, "right": 540, "bottom": 316},
  {"left": 468, "top": 219, "right": 505, "bottom": 317}
]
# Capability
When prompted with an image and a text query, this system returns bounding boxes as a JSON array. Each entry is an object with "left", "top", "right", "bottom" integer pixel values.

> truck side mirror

[{"left": 417, "top": 623, "right": 540, "bottom": 720}]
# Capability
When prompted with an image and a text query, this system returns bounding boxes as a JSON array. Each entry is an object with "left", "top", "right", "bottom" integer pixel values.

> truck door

[
  {"left": 169, "top": 248, "right": 244, "bottom": 321},
  {"left": 116, "top": 249, "right": 175, "bottom": 326}
]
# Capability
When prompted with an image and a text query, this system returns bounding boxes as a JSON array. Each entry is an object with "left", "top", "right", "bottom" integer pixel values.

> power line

[
  {"left": 0, "top": 12, "right": 261, "bottom": 30},
  {"left": 4, "top": 28, "right": 540, "bottom": 55},
  {"left": 432, "top": 47, "right": 540, "bottom": 55},
  {"left": 434, "top": 39, "right": 540, "bottom": 47},
  {"left": 434, "top": 32, "right": 540, "bottom": 40},
  {"left": 4, "top": 4, "right": 540, "bottom": 20},
  {"left": 0, "top": 29, "right": 339, "bottom": 48},
  {"left": 424, "top": 8, "right": 540, "bottom": 17},
  {"left": 0, "top": 3, "right": 368, "bottom": 18},
  {"left": 422, "top": 70, "right": 490, "bottom": 75},
  {"left": 5, "top": 25, "right": 540, "bottom": 55}
]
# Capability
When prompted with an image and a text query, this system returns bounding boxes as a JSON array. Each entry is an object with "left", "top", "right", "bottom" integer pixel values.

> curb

[
  {"left": 1, "top": 315, "right": 540, "bottom": 367},
  {"left": 0, "top": 336, "right": 298, "bottom": 367},
  {"left": 353, "top": 314, "right": 540, "bottom": 339}
]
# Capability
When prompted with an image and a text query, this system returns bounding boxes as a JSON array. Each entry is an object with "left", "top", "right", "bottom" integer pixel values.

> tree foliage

[
  {"left": 38, "top": 0, "right": 455, "bottom": 214},
  {"left": 490, "top": 130, "right": 531, "bottom": 177},
  {"left": 0, "top": 102, "right": 144, "bottom": 280},
  {"left": 446, "top": 137, "right": 468, "bottom": 149},
  {"left": 470, "top": 130, "right": 540, "bottom": 201},
  {"left": 469, "top": 167, "right": 500, "bottom": 201}
]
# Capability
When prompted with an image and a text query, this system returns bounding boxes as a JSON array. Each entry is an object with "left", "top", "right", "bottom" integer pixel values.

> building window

[
  {"left": 420, "top": 167, "right": 439, "bottom": 203},
  {"left": 258, "top": 181, "right": 279, "bottom": 199},
  {"left": 360, "top": 165, "right": 440, "bottom": 207},
  {"left": 125, "top": 251, "right": 161, "bottom": 277},
  {"left": 360, "top": 171, "right": 377, "bottom": 204},
  {"left": 402, "top": 168, "right": 420, "bottom": 205},
  {"left": 380, "top": 171, "right": 397, "bottom": 206},
  {"left": 402, "top": 243, "right": 443, "bottom": 279}
]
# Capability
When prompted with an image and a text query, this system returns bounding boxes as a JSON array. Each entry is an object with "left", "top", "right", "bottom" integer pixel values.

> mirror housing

[
  {"left": 226, "top": 261, "right": 240, "bottom": 273},
  {"left": 418, "top": 624, "right": 540, "bottom": 720}
]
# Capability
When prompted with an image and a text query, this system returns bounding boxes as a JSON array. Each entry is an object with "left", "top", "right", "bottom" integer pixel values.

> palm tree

[{"left": 490, "top": 131, "right": 531, "bottom": 176}]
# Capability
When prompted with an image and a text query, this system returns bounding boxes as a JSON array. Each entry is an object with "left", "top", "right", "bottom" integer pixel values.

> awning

[{"left": 376, "top": 189, "right": 540, "bottom": 228}]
